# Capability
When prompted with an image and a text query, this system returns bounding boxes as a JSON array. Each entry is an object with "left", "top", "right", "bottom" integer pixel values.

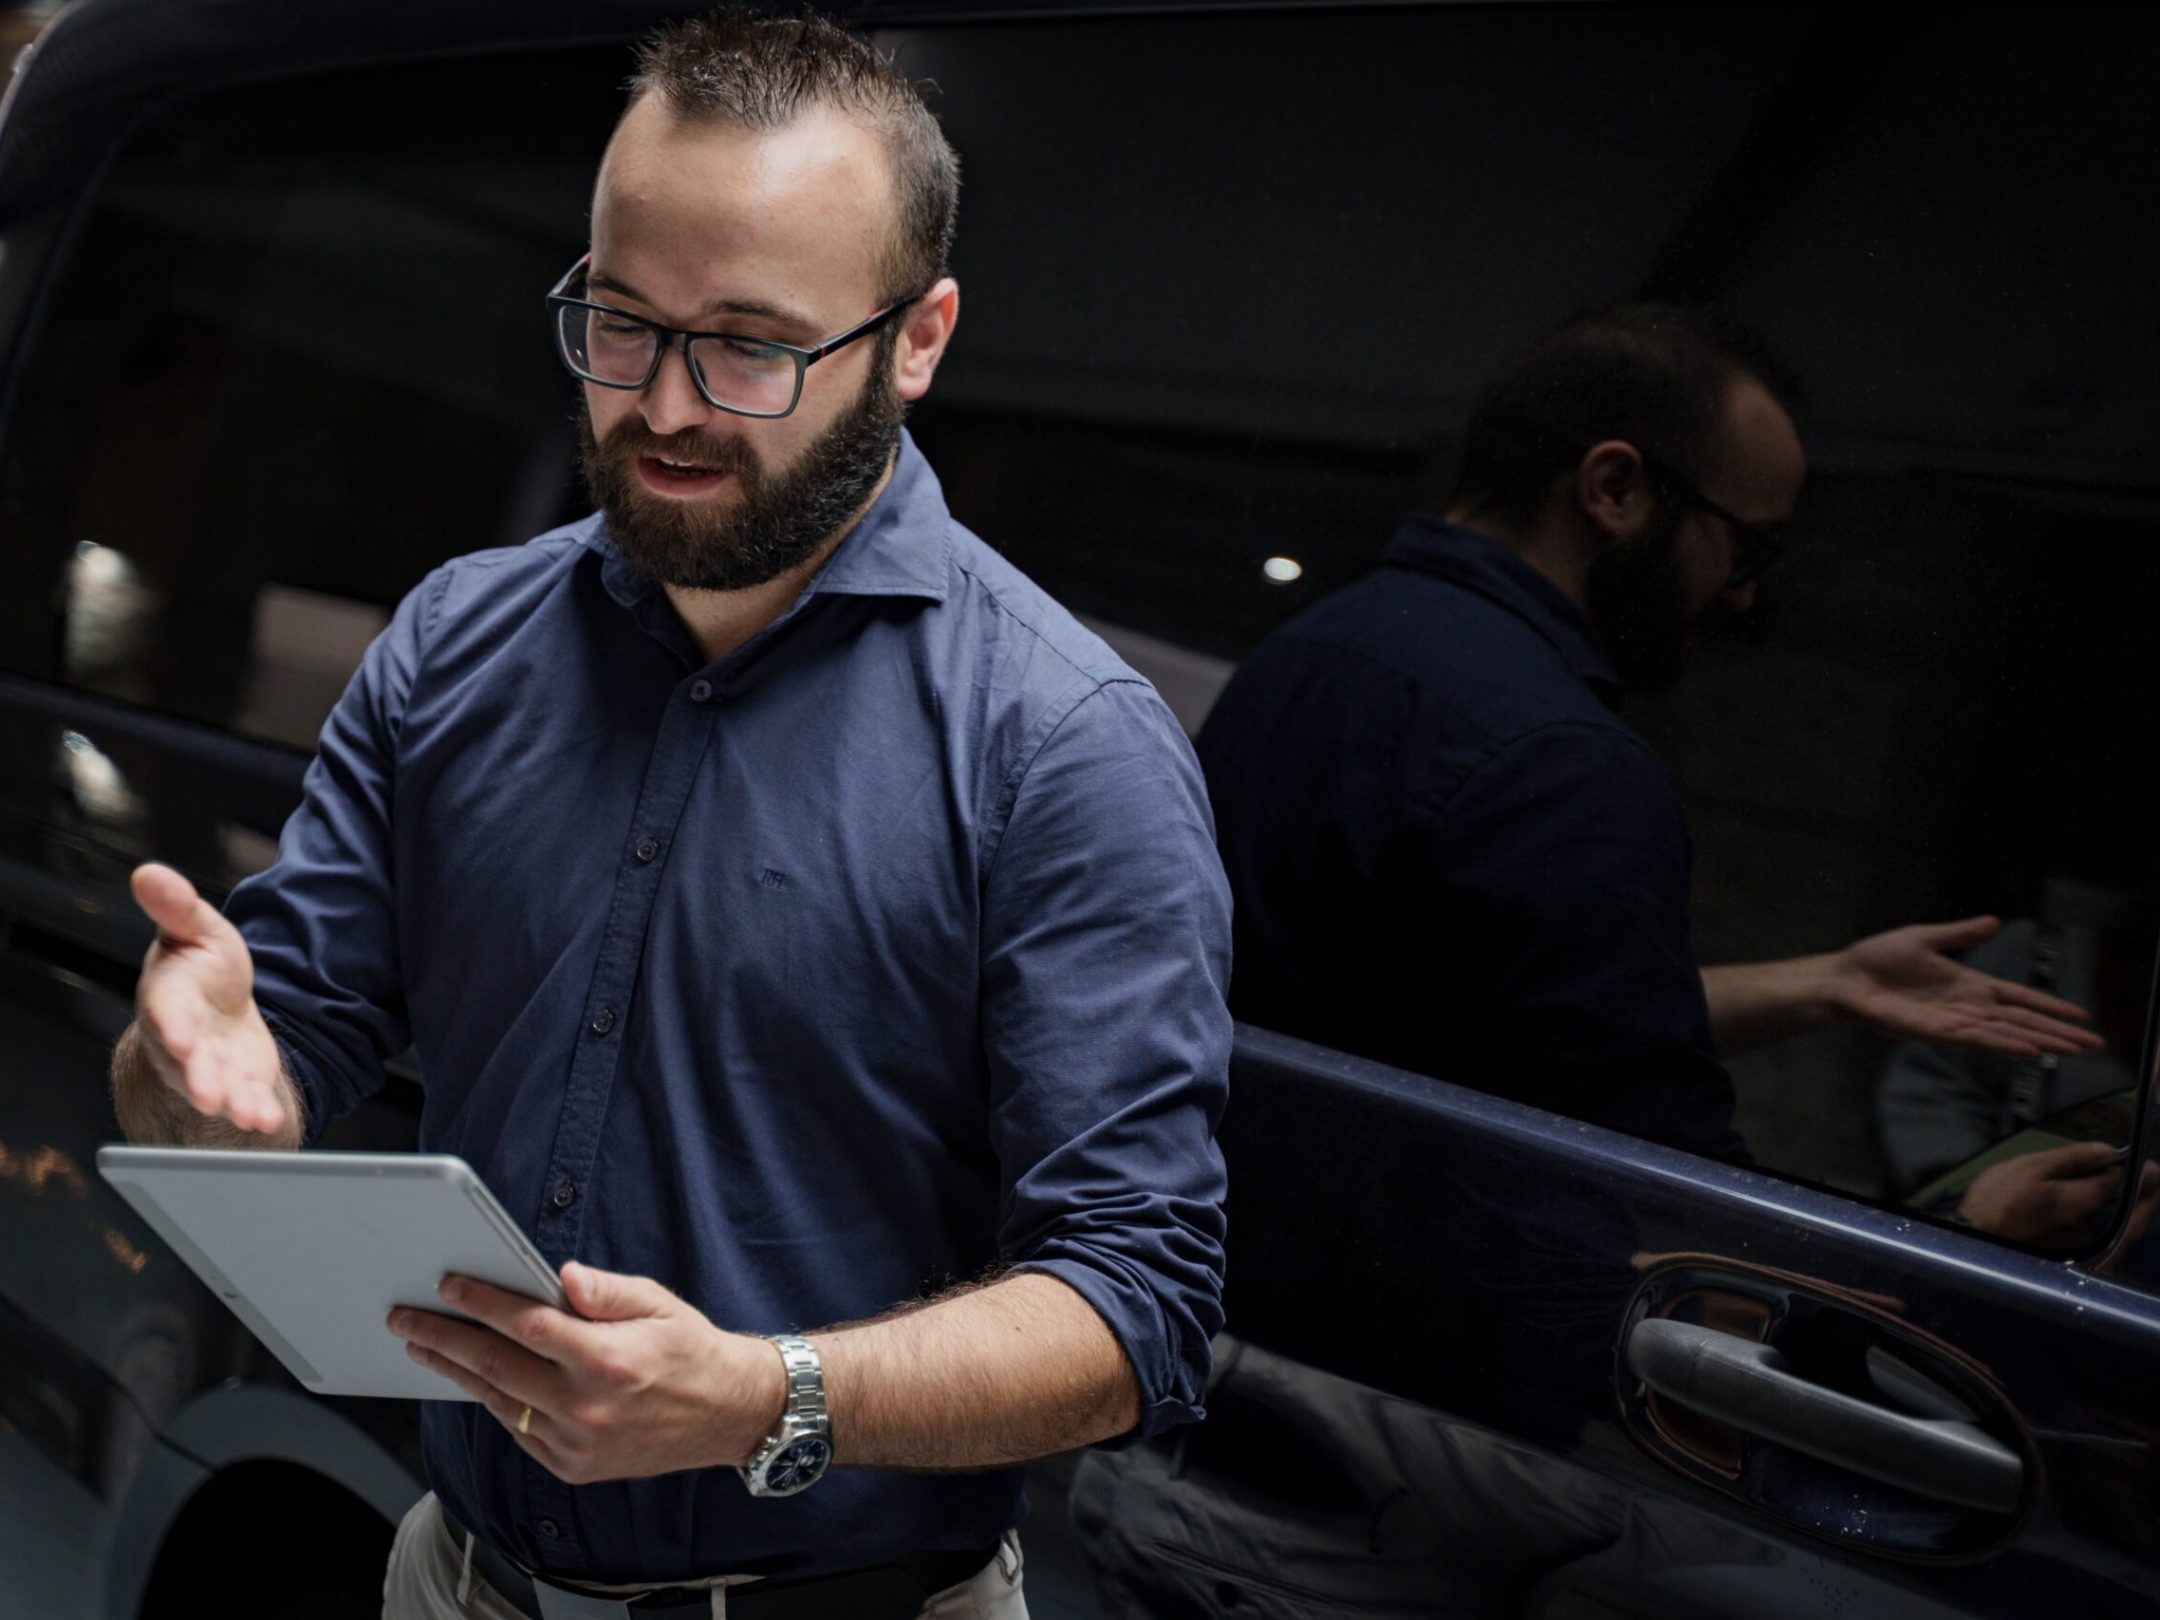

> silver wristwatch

[{"left": 739, "top": 1334, "right": 832, "bottom": 1497}]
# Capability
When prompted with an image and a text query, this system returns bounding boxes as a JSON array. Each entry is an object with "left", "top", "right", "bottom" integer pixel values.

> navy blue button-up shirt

[
  {"left": 227, "top": 433, "right": 1232, "bottom": 1581},
  {"left": 1197, "top": 515, "right": 1742, "bottom": 1160}
]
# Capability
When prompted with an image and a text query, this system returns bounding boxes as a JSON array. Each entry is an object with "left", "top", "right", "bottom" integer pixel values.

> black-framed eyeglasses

[
  {"left": 1642, "top": 456, "right": 1787, "bottom": 590},
  {"left": 546, "top": 255, "right": 915, "bottom": 420}
]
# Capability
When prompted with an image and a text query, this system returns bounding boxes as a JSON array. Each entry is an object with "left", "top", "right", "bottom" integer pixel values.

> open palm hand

[{"left": 1830, "top": 916, "right": 2104, "bottom": 1058}]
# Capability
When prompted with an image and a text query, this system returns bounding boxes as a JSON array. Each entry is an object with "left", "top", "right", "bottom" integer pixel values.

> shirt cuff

[
  {"left": 255, "top": 1004, "right": 343, "bottom": 1149},
  {"left": 1012, "top": 1248, "right": 1214, "bottom": 1443}
]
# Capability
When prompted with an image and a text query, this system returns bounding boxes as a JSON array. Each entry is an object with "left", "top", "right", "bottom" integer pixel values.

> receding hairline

[
  {"left": 600, "top": 86, "right": 919, "bottom": 292},
  {"left": 1710, "top": 369, "right": 1807, "bottom": 490},
  {"left": 605, "top": 84, "right": 900, "bottom": 179},
  {"left": 1726, "top": 359, "right": 1805, "bottom": 478}
]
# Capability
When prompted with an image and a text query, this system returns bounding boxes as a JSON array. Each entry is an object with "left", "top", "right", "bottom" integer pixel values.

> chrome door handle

[{"left": 1625, "top": 1316, "right": 2023, "bottom": 1514}]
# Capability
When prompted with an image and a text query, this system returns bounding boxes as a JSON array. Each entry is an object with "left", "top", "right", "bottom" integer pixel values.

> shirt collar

[
  {"left": 803, "top": 429, "right": 952, "bottom": 603},
  {"left": 1380, "top": 513, "right": 1621, "bottom": 698},
  {"left": 579, "top": 428, "right": 953, "bottom": 611}
]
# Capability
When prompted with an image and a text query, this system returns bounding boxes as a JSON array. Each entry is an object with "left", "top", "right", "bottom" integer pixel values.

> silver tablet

[{"left": 97, "top": 1146, "right": 567, "bottom": 1401}]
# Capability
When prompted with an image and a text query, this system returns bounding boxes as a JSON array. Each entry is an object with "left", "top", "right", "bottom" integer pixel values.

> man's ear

[
  {"left": 1575, "top": 440, "right": 1648, "bottom": 544},
  {"left": 894, "top": 277, "right": 959, "bottom": 404}
]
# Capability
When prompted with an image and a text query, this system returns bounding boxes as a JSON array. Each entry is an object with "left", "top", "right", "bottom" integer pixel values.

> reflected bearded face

[
  {"left": 1588, "top": 379, "right": 1806, "bottom": 692},
  {"left": 577, "top": 346, "right": 906, "bottom": 594},
  {"left": 1583, "top": 500, "right": 1694, "bottom": 695}
]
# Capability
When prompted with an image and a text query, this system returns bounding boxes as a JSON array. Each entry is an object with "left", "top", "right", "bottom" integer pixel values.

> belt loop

[{"left": 456, "top": 1529, "right": 476, "bottom": 1606}]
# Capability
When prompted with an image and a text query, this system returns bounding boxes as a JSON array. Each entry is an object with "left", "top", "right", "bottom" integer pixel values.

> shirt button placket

[{"left": 532, "top": 655, "right": 717, "bottom": 1515}]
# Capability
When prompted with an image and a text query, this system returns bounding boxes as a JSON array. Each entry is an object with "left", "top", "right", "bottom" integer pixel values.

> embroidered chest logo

[{"left": 759, "top": 868, "right": 789, "bottom": 891}]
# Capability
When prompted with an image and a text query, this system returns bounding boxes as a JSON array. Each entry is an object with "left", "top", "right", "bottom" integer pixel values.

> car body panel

[{"left": 1208, "top": 1029, "right": 2160, "bottom": 1613}]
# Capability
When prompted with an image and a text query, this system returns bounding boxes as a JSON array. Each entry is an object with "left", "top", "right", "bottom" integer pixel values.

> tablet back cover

[{"left": 97, "top": 1148, "right": 565, "bottom": 1400}]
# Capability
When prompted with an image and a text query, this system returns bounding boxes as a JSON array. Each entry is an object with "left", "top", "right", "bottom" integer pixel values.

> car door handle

[{"left": 1625, "top": 1316, "right": 2023, "bottom": 1514}]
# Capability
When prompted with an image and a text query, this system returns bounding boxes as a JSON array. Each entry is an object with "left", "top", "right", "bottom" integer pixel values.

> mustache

[{"left": 601, "top": 420, "right": 758, "bottom": 478}]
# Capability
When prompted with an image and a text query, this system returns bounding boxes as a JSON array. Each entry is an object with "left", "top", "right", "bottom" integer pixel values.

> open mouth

[{"left": 637, "top": 455, "right": 735, "bottom": 495}]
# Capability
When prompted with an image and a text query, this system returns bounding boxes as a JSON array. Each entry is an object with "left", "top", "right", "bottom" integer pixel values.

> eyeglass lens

[{"left": 555, "top": 303, "right": 800, "bottom": 415}]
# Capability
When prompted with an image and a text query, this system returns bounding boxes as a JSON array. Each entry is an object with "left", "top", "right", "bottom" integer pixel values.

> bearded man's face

[{"left": 579, "top": 340, "right": 906, "bottom": 593}]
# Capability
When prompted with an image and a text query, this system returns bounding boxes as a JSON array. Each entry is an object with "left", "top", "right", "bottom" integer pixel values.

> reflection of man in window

[{"left": 1200, "top": 306, "right": 2098, "bottom": 1159}]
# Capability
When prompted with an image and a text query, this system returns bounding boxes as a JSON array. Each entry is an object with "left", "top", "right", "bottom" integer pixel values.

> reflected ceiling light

[
  {"left": 1262, "top": 556, "right": 1304, "bottom": 584},
  {"left": 104, "top": 1227, "right": 149, "bottom": 1274},
  {"left": 57, "top": 730, "right": 145, "bottom": 827},
  {"left": 64, "top": 541, "right": 155, "bottom": 688},
  {"left": 0, "top": 1138, "right": 90, "bottom": 1197}
]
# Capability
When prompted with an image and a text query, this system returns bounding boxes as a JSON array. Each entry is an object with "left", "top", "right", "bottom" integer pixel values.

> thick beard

[
  {"left": 1583, "top": 503, "right": 1693, "bottom": 695},
  {"left": 578, "top": 357, "right": 906, "bottom": 593}
]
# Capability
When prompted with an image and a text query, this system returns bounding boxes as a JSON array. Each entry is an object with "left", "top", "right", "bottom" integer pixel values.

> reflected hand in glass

[
  {"left": 1828, "top": 916, "right": 2104, "bottom": 1059},
  {"left": 1955, "top": 1141, "right": 2140, "bottom": 1253}
]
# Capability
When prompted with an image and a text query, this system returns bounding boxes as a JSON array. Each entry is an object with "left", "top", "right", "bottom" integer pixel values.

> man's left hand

[
  {"left": 1828, "top": 915, "right": 2106, "bottom": 1058},
  {"left": 389, "top": 1262, "right": 785, "bottom": 1484}
]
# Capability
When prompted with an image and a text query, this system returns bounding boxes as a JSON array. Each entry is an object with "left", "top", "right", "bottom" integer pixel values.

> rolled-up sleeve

[
  {"left": 979, "top": 677, "right": 1232, "bottom": 1438},
  {"left": 226, "top": 568, "right": 441, "bottom": 1145}
]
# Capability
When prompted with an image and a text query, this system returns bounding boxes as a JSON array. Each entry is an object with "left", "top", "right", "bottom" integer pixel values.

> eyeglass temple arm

[{"left": 805, "top": 297, "right": 918, "bottom": 363}]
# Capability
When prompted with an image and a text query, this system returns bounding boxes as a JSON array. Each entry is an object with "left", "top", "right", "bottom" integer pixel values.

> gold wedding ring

[{"left": 518, "top": 1404, "right": 533, "bottom": 1434}]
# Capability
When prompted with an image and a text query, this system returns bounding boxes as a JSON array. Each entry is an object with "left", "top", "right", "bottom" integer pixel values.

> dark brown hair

[
  {"left": 629, "top": 5, "right": 960, "bottom": 302},
  {"left": 1450, "top": 305, "right": 1803, "bottom": 528}
]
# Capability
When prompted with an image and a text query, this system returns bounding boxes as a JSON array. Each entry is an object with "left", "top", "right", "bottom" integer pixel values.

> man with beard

[
  {"left": 1197, "top": 305, "right": 2097, "bottom": 1157},
  {"left": 110, "top": 10, "right": 1229, "bottom": 1617}
]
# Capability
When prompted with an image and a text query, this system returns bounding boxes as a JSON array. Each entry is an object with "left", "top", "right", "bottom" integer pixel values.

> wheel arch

[{"left": 106, "top": 1383, "right": 422, "bottom": 1620}]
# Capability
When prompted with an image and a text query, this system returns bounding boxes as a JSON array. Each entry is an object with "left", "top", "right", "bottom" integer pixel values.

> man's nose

[
  {"left": 1721, "top": 577, "right": 1759, "bottom": 615},
  {"left": 639, "top": 342, "right": 717, "bottom": 436}
]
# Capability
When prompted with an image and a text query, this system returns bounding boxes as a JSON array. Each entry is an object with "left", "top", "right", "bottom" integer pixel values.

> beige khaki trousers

[{"left": 383, "top": 1491, "right": 1028, "bottom": 1620}]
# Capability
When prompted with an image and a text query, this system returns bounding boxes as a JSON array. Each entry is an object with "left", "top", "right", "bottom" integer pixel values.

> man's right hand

[{"left": 126, "top": 862, "right": 294, "bottom": 1139}]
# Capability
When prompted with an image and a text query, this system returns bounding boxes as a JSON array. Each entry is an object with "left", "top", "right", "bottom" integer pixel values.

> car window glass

[
  {"left": 893, "top": 9, "right": 2160, "bottom": 1255},
  {"left": 0, "top": 46, "right": 621, "bottom": 745}
]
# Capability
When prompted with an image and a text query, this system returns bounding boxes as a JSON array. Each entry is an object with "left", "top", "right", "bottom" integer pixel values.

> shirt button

[
  {"left": 536, "top": 1519, "right": 561, "bottom": 1541},
  {"left": 589, "top": 1007, "right": 615, "bottom": 1036},
  {"left": 549, "top": 1182, "right": 577, "bottom": 1211},
  {"left": 688, "top": 678, "right": 714, "bottom": 703},
  {"left": 634, "top": 837, "right": 659, "bottom": 863}
]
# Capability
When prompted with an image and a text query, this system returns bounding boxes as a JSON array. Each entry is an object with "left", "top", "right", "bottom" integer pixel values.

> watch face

[{"left": 764, "top": 1434, "right": 832, "bottom": 1495}]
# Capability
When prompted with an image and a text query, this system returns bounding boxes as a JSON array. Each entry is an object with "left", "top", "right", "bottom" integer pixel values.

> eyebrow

[{"left": 586, "top": 271, "right": 820, "bottom": 337}]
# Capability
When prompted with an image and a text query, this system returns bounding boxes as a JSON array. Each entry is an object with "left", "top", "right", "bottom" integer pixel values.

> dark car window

[
  {"left": 900, "top": 8, "right": 2160, "bottom": 1247},
  {"left": 0, "top": 45, "right": 623, "bottom": 747},
  {"left": 2, "top": 9, "right": 2154, "bottom": 1255}
]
